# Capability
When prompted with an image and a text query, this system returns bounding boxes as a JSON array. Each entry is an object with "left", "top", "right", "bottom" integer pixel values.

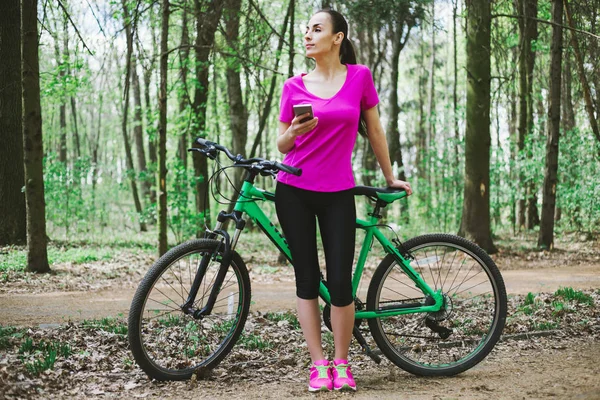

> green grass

[
  {"left": 25, "top": 349, "right": 57, "bottom": 375},
  {"left": 18, "top": 337, "right": 72, "bottom": 376},
  {"left": 157, "top": 314, "right": 183, "bottom": 328},
  {"left": 523, "top": 292, "right": 536, "bottom": 306},
  {"left": 0, "top": 245, "right": 115, "bottom": 272},
  {"left": 82, "top": 317, "right": 128, "bottom": 335},
  {"left": 552, "top": 300, "right": 567, "bottom": 315},
  {"left": 18, "top": 337, "right": 35, "bottom": 354},
  {"left": 263, "top": 311, "right": 301, "bottom": 330},
  {"left": 554, "top": 287, "right": 594, "bottom": 306},
  {"left": 238, "top": 333, "right": 273, "bottom": 350},
  {"left": 0, "top": 326, "right": 24, "bottom": 350},
  {"left": 532, "top": 321, "right": 559, "bottom": 331}
]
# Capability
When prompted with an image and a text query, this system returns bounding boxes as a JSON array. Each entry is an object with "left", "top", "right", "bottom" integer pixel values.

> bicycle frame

[{"left": 226, "top": 180, "right": 444, "bottom": 319}]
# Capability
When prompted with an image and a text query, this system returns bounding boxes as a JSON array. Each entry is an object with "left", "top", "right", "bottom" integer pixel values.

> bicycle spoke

[
  {"left": 131, "top": 241, "right": 250, "bottom": 380},
  {"left": 369, "top": 235, "right": 506, "bottom": 376}
]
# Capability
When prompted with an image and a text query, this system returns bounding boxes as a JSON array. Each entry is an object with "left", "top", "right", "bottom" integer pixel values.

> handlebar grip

[
  {"left": 274, "top": 162, "right": 302, "bottom": 176},
  {"left": 195, "top": 137, "right": 216, "bottom": 148}
]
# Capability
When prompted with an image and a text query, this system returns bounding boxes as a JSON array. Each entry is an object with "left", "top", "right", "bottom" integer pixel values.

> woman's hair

[
  {"left": 316, "top": 8, "right": 357, "bottom": 65},
  {"left": 316, "top": 8, "right": 368, "bottom": 137}
]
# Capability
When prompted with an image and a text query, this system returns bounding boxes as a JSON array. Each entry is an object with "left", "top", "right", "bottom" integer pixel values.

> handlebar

[{"left": 190, "top": 137, "right": 302, "bottom": 177}]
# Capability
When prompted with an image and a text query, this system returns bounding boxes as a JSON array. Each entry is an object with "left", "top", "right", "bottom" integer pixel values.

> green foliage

[
  {"left": 263, "top": 311, "right": 301, "bottom": 330},
  {"left": 167, "top": 158, "right": 205, "bottom": 242},
  {"left": 524, "top": 292, "right": 536, "bottom": 306},
  {"left": 554, "top": 287, "right": 594, "bottom": 306},
  {"left": 516, "top": 293, "right": 538, "bottom": 315},
  {"left": 556, "top": 129, "right": 600, "bottom": 232},
  {"left": 531, "top": 321, "right": 558, "bottom": 331},
  {"left": 82, "top": 317, "right": 128, "bottom": 335},
  {"left": 18, "top": 337, "right": 72, "bottom": 376},
  {"left": 0, "top": 326, "right": 23, "bottom": 350},
  {"left": 27, "top": 0, "right": 600, "bottom": 252},
  {"left": 238, "top": 332, "right": 273, "bottom": 350},
  {"left": 0, "top": 246, "right": 113, "bottom": 272}
]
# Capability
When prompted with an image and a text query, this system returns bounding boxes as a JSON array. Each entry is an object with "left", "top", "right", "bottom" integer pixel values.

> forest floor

[{"left": 1, "top": 233, "right": 599, "bottom": 399}]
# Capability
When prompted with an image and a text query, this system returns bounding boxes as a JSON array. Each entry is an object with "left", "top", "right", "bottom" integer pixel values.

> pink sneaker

[
  {"left": 332, "top": 359, "right": 357, "bottom": 391},
  {"left": 308, "top": 360, "right": 333, "bottom": 392}
]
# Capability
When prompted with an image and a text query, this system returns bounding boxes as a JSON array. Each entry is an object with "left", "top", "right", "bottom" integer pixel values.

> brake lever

[{"left": 188, "top": 147, "right": 217, "bottom": 159}]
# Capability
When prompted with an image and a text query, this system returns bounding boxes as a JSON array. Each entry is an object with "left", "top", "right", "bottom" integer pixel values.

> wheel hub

[{"left": 426, "top": 294, "right": 453, "bottom": 322}]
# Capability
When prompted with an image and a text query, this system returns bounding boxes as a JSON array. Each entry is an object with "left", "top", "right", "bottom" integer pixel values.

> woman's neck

[{"left": 310, "top": 53, "right": 346, "bottom": 81}]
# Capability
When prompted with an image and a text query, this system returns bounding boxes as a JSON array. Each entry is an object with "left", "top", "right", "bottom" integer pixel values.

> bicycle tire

[
  {"left": 128, "top": 239, "right": 251, "bottom": 381},
  {"left": 367, "top": 234, "right": 507, "bottom": 376}
]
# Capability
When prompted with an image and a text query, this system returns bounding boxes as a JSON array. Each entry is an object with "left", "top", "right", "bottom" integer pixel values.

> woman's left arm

[{"left": 363, "top": 106, "right": 413, "bottom": 195}]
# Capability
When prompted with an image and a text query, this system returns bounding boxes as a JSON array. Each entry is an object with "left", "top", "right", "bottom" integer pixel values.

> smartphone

[{"left": 293, "top": 104, "right": 314, "bottom": 123}]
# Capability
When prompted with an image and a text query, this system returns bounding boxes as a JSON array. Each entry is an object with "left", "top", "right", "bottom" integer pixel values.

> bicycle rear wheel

[
  {"left": 367, "top": 234, "right": 506, "bottom": 376},
  {"left": 128, "top": 239, "right": 250, "bottom": 381}
]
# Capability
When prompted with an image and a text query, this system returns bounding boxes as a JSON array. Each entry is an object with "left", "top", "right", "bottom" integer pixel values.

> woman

[{"left": 275, "top": 8, "right": 412, "bottom": 392}]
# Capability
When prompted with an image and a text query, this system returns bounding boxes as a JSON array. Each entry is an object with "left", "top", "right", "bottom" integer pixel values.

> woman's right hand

[
  {"left": 289, "top": 113, "right": 319, "bottom": 137},
  {"left": 277, "top": 116, "right": 319, "bottom": 154}
]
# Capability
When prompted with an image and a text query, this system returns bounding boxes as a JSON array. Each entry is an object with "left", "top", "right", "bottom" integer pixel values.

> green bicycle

[{"left": 128, "top": 138, "right": 507, "bottom": 381}]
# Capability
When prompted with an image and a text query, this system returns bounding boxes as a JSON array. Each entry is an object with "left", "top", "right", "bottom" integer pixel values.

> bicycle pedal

[
  {"left": 352, "top": 326, "right": 381, "bottom": 364},
  {"left": 365, "top": 348, "right": 382, "bottom": 364}
]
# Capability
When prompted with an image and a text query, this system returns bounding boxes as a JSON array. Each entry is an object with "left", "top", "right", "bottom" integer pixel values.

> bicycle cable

[{"left": 200, "top": 155, "right": 274, "bottom": 233}]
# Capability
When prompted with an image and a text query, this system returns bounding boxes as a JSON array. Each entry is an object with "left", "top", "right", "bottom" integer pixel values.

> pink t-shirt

[{"left": 277, "top": 64, "right": 379, "bottom": 192}]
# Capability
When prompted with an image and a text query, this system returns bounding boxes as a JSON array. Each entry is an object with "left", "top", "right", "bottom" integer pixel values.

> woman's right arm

[{"left": 277, "top": 114, "right": 318, "bottom": 154}]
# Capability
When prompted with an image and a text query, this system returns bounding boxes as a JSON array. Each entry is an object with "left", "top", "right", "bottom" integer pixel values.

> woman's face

[{"left": 304, "top": 12, "right": 343, "bottom": 58}]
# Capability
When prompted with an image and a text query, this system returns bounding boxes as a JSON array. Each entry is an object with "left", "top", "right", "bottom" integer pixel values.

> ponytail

[{"left": 340, "top": 37, "right": 357, "bottom": 65}]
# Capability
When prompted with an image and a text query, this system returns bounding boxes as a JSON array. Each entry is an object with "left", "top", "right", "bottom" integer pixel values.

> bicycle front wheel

[
  {"left": 128, "top": 239, "right": 251, "bottom": 381},
  {"left": 367, "top": 234, "right": 507, "bottom": 376}
]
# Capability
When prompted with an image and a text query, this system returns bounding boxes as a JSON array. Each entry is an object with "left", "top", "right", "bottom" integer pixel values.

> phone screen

[{"left": 293, "top": 104, "right": 314, "bottom": 123}]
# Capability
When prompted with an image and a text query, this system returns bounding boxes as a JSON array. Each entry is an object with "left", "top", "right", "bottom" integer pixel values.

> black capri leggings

[{"left": 275, "top": 182, "right": 356, "bottom": 307}]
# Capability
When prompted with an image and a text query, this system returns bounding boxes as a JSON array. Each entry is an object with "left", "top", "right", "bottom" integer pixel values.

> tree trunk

[
  {"left": 132, "top": 56, "right": 150, "bottom": 200},
  {"left": 224, "top": 0, "right": 248, "bottom": 189},
  {"left": 122, "top": 0, "right": 147, "bottom": 232},
  {"left": 191, "top": 0, "right": 224, "bottom": 230},
  {"left": 538, "top": 0, "right": 563, "bottom": 250},
  {"left": 459, "top": 0, "right": 496, "bottom": 254},
  {"left": 143, "top": 55, "right": 157, "bottom": 205},
  {"left": 53, "top": 21, "right": 67, "bottom": 163},
  {"left": 515, "top": 0, "right": 538, "bottom": 230},
  {"left": 158, "top": 0, "right": 169, "bottom": 255},
  {"left": 249, "top": 0, "right": 292, "bottom": 158},
  {"left": 561, "top": 53, "right": 575, "bottom": 133},
  {"left": 91, "top": 93, "right": 103, "bottom": 191},
  {"left": 178, "top": 2, "right": 190, "bottom": 166},
  {"left": 386, "top": 21, "right": 411, "bottom": 182},
  {"left": 509, "top": 47, "right": 518, "bottom": 233},
  {"left": 524, "top": 0, "right": 539, "bottom": 230},
  {"left": 452, "top": 0, "right": 460, "bottom": 172},
  {"left": 63, "top": 15, "right": 81, "bottom": 160},
  {"left": 564, "top": 1, "right": 600, "bottom": 154},
  {"left": 0, "top": 0, "right": 26, "bottom": 245},
  {"left": 415, "top": 41, "right": 427, "bottom": 180},
  {"left": 21, "top": 0, "right": 50, "bottom": 273},
  {"left": 426, "top": 2, "right": 436, "bottom": 185},
  {"left": 288, "top": 0, "right": 295, "bottom": 78}
]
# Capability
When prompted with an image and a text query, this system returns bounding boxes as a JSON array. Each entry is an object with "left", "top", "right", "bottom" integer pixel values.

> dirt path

[
  {"left": 3, "top": 264, "right": 600, "bottom": 326},
  {"left": 1, "top": 263, "right": 600, "bottom": 326},
  {"left": 1, "top": 256, "right": 599, "bottom": 399},
  {"left": 148, "top": 338, "right": 600, "bottom": 400}
]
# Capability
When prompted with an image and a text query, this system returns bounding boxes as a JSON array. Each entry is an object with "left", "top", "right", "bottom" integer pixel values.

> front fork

[{"left": 181, "top": 211, "right": 245, "bottom": 319}]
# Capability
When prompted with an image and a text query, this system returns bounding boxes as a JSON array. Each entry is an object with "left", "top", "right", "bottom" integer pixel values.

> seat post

[{"left": 368, "top": 200, "right": 387, "bottom": 220}]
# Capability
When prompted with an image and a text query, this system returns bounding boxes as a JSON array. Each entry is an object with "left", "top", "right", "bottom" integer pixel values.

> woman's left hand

[{"left": 388, "top": 179, "right": 413, "bottom": 196}]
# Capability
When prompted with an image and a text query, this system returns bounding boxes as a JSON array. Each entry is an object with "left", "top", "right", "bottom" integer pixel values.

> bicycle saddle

[{"left": 351, "top": 186, "right": 407, "bottom": 204}]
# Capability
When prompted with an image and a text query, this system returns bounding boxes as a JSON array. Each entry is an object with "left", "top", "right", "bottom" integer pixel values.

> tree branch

[
  {"left": 56, "top": 0, "right": 94, "bottom": 56},
  {"left": 248, "top": 0, "right": 290, "bottom": 46},
  {"left": 161, "top": 44, "right": 286, "bottom": 76},
  {"left": 492, "top": 13, "right": 600, "bottom": 40}
]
